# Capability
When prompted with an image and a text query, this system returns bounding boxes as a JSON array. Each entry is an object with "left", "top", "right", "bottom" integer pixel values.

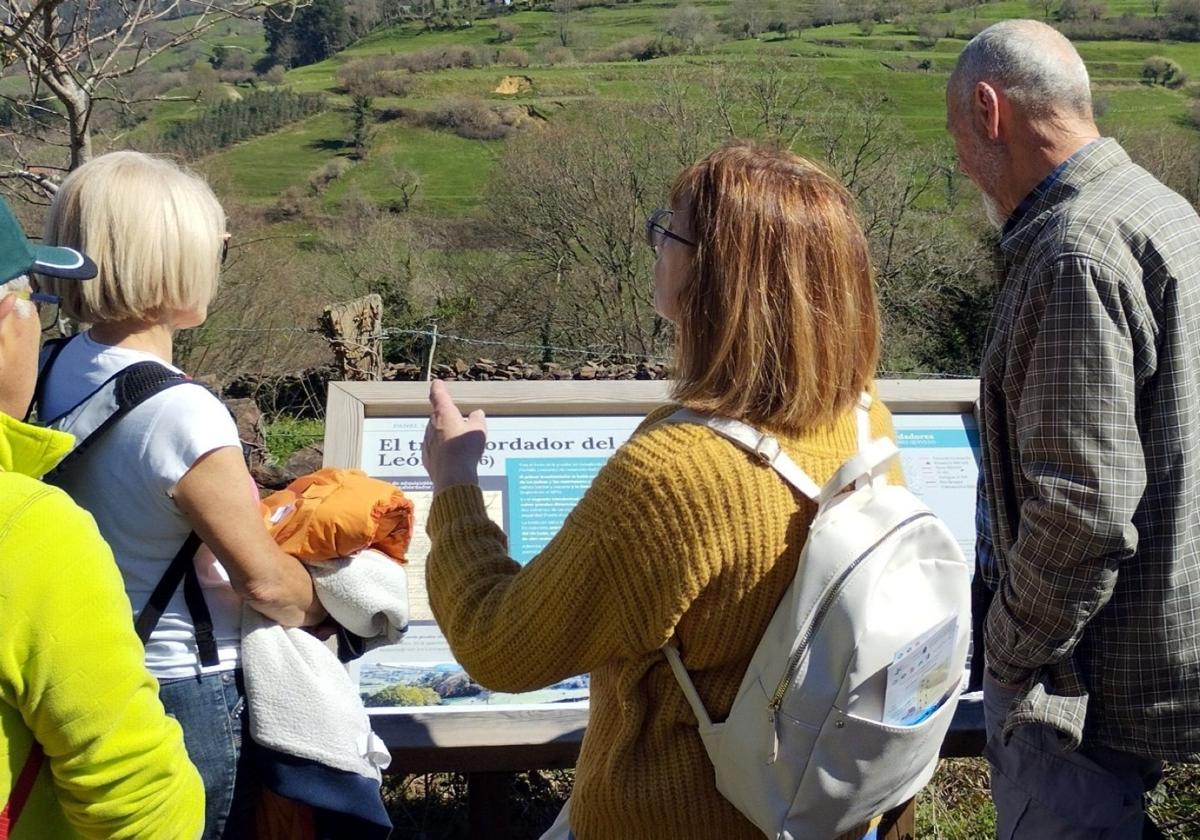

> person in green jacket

[{"left": 0, "top": 197, "right": 204, "bottom": 839}]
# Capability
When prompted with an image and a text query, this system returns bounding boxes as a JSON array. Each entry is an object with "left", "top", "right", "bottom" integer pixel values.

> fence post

[
  {"left": 424, "top": 322, "right": 439, "bottom": 381},
  {"left": 319, "top": 294, "right": 383, "bottom": 381}
]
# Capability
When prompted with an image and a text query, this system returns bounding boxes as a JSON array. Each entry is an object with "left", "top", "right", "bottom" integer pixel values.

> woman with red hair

[{"left": 423, "top": 142, "right": 915, "bottom": 839}]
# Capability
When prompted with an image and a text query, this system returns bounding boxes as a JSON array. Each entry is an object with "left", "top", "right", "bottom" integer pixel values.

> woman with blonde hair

[
  {"left": 421, "top": 142, "right": 914, "bottom": 839},
  {"left": 37, "top": 151, "right": 326, "bottom": 839},
  {"left": 0, "top": 196, "right": 203, "bottom": 839}
]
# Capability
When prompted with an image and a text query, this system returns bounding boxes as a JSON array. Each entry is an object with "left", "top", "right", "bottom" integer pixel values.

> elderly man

[
  {"left": 947, "top": 19, "right": 1200, "bottom": 839},
  {"left": 0, "top": 197, "right": 203, "bottom": 838}
]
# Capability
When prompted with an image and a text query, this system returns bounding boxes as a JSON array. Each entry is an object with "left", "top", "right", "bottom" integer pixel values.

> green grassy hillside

[{"left": 182, "top": 0, "right": 1200, "bottom": 218}]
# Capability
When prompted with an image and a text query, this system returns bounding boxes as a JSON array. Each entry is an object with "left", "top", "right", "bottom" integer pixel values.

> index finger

[{"left": 429, "top": 379, "right": 457, "bottom": 416}]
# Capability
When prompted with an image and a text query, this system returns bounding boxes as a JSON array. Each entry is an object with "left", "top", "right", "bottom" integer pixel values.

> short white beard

[{"left": 981, "top": 192, "right": 1006, "bottom": 231}]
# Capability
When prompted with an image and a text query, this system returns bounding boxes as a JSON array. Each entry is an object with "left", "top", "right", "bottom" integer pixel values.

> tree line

[{"left": 157, "top": 90, "right": 326, "bottom": 160}]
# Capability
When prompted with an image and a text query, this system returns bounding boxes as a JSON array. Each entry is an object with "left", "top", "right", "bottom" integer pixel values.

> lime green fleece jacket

[{"left": 0, "top": 413, "right": 203, "bottom": 839}]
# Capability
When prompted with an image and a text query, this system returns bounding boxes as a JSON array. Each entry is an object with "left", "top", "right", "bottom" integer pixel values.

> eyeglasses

[
  {"left": 645, "top": 208, "right": 696, "bottom": 251},
  {"left": 7, "top": 287, "right": 62, "bottom": 332}
]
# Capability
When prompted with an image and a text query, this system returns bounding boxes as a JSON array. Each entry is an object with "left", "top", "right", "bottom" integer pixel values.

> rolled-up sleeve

[{"left": 985, "top": 253, "right": 1146, "bottom": 683}]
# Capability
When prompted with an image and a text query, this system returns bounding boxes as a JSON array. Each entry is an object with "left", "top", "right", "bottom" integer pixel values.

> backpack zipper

[{"left": 765, "top": 510, "right": 935, "bottom": 761}]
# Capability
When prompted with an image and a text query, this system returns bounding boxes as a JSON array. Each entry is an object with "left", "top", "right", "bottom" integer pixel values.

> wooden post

[
  {"left": 467, "top": 772, "right": 512, "bottom": 839},
  {"left": 319, "top": 294, "right": 383, "bottom": 381},
  {"left": 424, "top": 322, "right": 439, "bottom": 381}
]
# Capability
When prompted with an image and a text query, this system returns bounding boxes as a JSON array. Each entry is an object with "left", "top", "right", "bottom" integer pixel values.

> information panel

[
  {"left": 892, "top": 413, "right": 980, "bottom": 566},
  {"left": 355, "top": 415, "right": 642, "bottom": 708},
  {"left": 345, "top": 391, "right": 980, "bottom": 712}
]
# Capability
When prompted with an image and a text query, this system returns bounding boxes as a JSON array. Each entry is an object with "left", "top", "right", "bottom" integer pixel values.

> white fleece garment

[{"left": 241, "top": 548, "right": 409, "bottom": 780}]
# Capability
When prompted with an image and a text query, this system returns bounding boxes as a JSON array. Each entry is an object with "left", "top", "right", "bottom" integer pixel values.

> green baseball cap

[{"left": 0, "top": 196, "right": 96, "bottom": 285}]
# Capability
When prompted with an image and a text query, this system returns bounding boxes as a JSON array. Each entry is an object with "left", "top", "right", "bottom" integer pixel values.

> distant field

[{"left": 184, "top": 0, "right": 1200, "bottom": 217}]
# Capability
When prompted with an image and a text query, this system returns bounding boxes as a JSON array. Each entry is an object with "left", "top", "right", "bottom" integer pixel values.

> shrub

[
  {"left": 336, "top": 57, "right": 415, "bottom": 97},
  {"left": 498, "top": 47, "right": 531, "bottom": 67},
  {"left": 915, "top": 18, "right": 946, "bottom": 47},
  {"left": 307, "top": 157, "right": 352, "bottom": 196},
  {"left": 589, "top": 35, "right": 681, "bottom": 62},
  {"left": 363, "top": 684, "right": 441, "bottom": 707},
  {"left": 269, "top": 185, "right": 309, "bottom": 221},
  {"left": 217, "top": 68, "right": 256, "bottom": 85},
  {"left": 1142, "top": 55, "right": 1186, "bottom": 87},
  {"left": 210, "top": 45, "right": 250, "bottom": 71},
  {"left": 663, "top": 3, "right": 715, "bottom": 53},
  {"left": 394, "top": 46, "right": 495, "bottom": 74},
  {"left": 394, "top": 99, "right": 537, "bottom": 141},
  {"left": 494, "top": 20, "right": 521, "bottom": 42},
  {"left": 541, "top": 46, "right": 575, "bottom": 65}
]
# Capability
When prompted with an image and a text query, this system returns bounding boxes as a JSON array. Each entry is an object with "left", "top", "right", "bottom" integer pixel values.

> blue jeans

[
  {"left": 983, "top": 674, "right": 1162, "bottom": 840},
  {"left": 159, "top": 670, "right": 256, "bottom": 840}
]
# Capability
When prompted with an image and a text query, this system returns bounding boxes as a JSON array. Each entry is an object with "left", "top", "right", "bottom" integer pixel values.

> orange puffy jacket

[{"left": 260, "top": 468, "right": 413, "bottom": 564}]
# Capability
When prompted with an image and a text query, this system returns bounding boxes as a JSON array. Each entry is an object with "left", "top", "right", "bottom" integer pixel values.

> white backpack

[{"left": 662, "top": 397, "right": 971, "bottom": 839}]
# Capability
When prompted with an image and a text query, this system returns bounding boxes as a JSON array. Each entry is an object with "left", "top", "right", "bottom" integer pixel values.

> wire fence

[{"left": 203, "top": 322, "right": 979, "bottom": 382}]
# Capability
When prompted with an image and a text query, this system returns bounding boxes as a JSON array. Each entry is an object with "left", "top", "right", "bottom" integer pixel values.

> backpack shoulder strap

[
  {"left": 662, "top": 409, "right": 823, "bottom": 502},
  {"left": 659, "top": 408, "right": 822, "bottom": 734},
  {"left": 659, "top": 402, "right": 901, "bottom": 734},
  {"left": 28, "top": 336, "right": 72, "bottom": 422},
  {"left": 45, "top": 361, "right": 194, "bottom": 479},
  {"left": 45, "top": 361, "right": 220, "bottom": 668},
  {"left": 134, "top": 530, "right": 219, "bottom": 668}
]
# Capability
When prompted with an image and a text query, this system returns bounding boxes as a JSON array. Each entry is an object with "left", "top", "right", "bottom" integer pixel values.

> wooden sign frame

[{"left": 323, "top": 378, "right": 982, "bottom": 772}]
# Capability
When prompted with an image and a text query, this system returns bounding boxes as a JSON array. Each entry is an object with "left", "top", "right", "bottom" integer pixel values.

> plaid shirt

[{"left": 979, "top": 138, "right": 1200, "bottom": 759}]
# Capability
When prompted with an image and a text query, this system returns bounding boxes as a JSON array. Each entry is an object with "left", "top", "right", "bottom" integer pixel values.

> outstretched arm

[{"left": 421, "top": 382, "right": 709, "bottom": 691}]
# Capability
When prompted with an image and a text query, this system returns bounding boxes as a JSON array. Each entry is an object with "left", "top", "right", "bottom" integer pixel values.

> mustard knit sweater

[{"left": 427, "top": 398, "right": 902, "bottom": 840}]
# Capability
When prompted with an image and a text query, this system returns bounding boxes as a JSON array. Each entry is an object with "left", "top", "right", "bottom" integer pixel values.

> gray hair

[
  {"left": 949, "top": 20, "right": 1092, "bottom": 120},
  {"left": 1, "top": 275, "right": 36, "bottom": 321}
]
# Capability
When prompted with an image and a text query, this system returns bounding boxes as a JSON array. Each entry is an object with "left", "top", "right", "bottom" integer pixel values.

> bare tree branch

[{"left": 0, "top": 0, "right": 308, "bottom": 176}]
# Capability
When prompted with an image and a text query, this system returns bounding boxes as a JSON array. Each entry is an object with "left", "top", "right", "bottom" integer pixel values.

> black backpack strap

[
  {"left": 46, "top": 361, "right": 191, "bottom": 479},
  {"left": 133, "top": 532, "right": 218, "bottom": 667},
  {"left": 182, "top": 556, "right": 220, "bottom": 667},
  {"left": 47, "top": 360, "right": 220, "bottom": 668}
]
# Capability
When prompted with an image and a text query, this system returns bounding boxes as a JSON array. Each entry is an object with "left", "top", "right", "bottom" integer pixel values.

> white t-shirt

[{"left": 40, "top": 331, "right": 244, "bottom": 679}]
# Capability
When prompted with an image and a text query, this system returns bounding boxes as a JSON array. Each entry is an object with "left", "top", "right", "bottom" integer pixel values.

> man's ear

[
  {"left": 0, "top": 293, "right": 15, "bottom": 322},
  {"left": 974, "top": 81, "right": 1003, "bottom": 142}
]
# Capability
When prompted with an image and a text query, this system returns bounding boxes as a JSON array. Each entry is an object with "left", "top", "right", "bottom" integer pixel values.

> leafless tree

[
  {"left": 485, "top": 62, "right": 995, "bottom": 374},
  {"left": 663, "top": 4, "right": 714, "bottom": 53},
  {"left": 552, "top": 0, "right": 577, "bottom": 47},
  {"left": 649, "top": 69, "right": 725, "bottom": 168},
  {"left": 0, "top": 0, "right": 304, "bottom": 199},
  {"left": 1029, "top": 0, "right": 1057, "bottom": 19},
  {"left": 483, "top": 105, "right": 673, "bottom": 359},
  {"left": 707, "top": 56, "right": 812, "bottom": 148}
]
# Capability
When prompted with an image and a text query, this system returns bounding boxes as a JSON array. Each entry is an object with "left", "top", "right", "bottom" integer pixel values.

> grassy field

[
  {"left": 183, "top": 0, "right": 1200, "bottom": 219},
  {"left": 380, "top": 758, "right": 1200, "bottom": 839}
]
